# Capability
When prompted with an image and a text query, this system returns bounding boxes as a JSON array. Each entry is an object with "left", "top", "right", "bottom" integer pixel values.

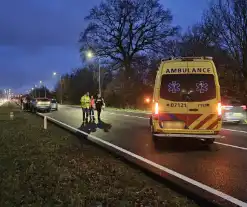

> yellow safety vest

[{"left": 80, "top": 95, "right": 90, "bottom": 108}]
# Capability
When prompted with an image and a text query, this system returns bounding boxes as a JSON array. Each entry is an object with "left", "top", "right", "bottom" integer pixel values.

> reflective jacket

[{"left": 80, "top": 95, "right": 90, "bottom": 108}]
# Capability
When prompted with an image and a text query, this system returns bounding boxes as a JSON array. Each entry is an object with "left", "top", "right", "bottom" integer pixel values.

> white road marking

[
  {"left": 215, "top": 142, "right": 247, "bottom": 151},
  {"left": 108, "top": 112, "right": 247, "bottom": 134},
  {"left": 108, "top": 109, "right": 151, "bottom": 114},
  {"left": 222, "top": 128, "right": 247, "bottom": 134},
  {"left": 107, "top": 111, "right": 247, "bottom": 151},
  {"left": 37, "top": 112, "right": 247, "bottom": 207},
  {"left": 107, "top": 112, "right": 149, "bottom": 119}
]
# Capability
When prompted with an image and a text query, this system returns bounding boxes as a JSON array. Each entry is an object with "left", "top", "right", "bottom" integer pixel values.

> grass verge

[{"left": 0, "top": 102, "right": 198, "bottom": 206}]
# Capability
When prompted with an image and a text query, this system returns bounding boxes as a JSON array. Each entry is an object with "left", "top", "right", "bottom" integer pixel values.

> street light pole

[
  {"left": 98, "top": 58, "right": 101, "bottom": 96},
  {"left": 34, "top": 85, "right": 37, "bottom": 98},
  {"left": 86, "top": 51, "right": 101, "bottom": 95},
  {"left": 59, "top": 75, "right": 63, "bottom": 104},
  {"left": 53, "top": 72, "right": 63, "bottom": 104},
  {"left": 39, "top": 81, "right": 42, "bottom": 97}
]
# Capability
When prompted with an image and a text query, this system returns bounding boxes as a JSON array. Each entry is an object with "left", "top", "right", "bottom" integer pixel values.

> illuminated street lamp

[
  {"left": 39, "top": 81, "right": 46, "bottom": 98},
  {"left": 53, "top": 72, "right": 63, "bottom": 104},
  {"left": 33, "top": 85, "right": 37, "bottom": 98},
  {"left": 86, "top": 50, "right": 101, "bottom": 95},
  {"left": 86, "top": 51, "right": 94, "bottom": 59},
  {"left": 31, "top": 87, "right": 34, "bottom": 97}
]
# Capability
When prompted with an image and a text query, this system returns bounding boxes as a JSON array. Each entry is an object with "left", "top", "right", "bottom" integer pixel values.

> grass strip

[{"left": 0, "top": 102, "right": 198, "bottom": 206}]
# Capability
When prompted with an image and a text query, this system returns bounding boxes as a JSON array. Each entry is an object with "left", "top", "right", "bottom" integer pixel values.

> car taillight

[
  {"left": 217, "top": 102, "right": 222, "bottom": 116},
  {"left": 154, "top": 102, "right": 159, "bottom": 115},
  {"left": 241, "top": 105, "right": 246, "bottom": 110}
]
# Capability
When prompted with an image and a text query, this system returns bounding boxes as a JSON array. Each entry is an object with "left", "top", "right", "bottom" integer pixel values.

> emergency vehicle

[{"left": 150, "top": 56, "right": 224, "bottom": 144}]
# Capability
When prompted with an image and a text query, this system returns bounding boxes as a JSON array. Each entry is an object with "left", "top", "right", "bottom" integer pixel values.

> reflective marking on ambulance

[{"left": 158, "top": 113, "right": 219, "bottom": 130}]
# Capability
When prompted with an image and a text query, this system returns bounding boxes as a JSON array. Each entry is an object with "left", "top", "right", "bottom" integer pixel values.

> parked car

[
  {"left": 30, "top": 98, "right": 51, "bottom": 113},
  {"left": 50, "top": 99, "right": 58, "bottom": 111},
  {"left": 222, "top": 99, "right": 246, "bottom": 124}
]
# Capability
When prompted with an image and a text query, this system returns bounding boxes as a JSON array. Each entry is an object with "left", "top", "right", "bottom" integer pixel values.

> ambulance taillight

[
  {"left": 241, "top": 105, "right": 246, "bottom": 110},
  {"left": 217, "top": 102, "right": 222, "bottom": 116},
  {"left": 154, "top": 102, "right": 159, "bottom": 115}
]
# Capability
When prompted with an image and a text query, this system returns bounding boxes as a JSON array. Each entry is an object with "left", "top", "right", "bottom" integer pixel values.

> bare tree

[
  {"left": 79, "top": 0, "right": 178, "bottom": 78},
  {"left": 203, "top": 0, "right": 247, "bottom": 77}
]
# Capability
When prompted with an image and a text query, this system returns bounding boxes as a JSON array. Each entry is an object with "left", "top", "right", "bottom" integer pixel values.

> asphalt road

[{"left": 45, "top": 105, "right": 247, "bottom": 206}]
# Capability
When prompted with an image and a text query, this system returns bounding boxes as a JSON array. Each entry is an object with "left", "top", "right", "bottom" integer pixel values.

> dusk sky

[{"left": 0, "top": 0, "right": 210, "bottom": 94}]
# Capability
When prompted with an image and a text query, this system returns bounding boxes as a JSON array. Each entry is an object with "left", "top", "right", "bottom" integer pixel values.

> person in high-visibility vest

[{"left": 80, "top": 92, "right": 90, "bottom": 123}]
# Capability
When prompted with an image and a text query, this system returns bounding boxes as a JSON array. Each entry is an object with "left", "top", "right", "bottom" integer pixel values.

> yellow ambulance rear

[{"left": 150, "top": 56, "right": 224, "bottom": 144}]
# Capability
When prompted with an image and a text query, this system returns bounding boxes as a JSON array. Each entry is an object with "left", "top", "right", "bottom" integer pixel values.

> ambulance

[{"left": 150, "top": 56, "right": 224, "bottom": 144}]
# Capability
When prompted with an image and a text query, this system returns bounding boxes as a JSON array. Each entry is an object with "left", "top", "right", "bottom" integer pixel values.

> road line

[
  {"left": 108, "top": 112, "right": 247, "bottom": 134},
  {"left": 215, "top": 142, "right": 247, "bottom": 151},
  {"left": 108, "top": 109, "right": 151, "bottom": 115},
  {"left": 37, "top": 112, "right": 247, "bottom": 207},
  {"left": 107, "top": 111, "right": 247, "bottom": 151},
  {"left": 107, "top": 112, "right": 149, "bottom": 119},
  {"left": 222, "top": 128, "right": 247, "bottom": 134}
]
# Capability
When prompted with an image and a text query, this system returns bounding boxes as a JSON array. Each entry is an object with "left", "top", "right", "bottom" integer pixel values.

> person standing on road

[
  {"left": 80, "top": 92, "right": 90, "bottom": 123},
  {"left": 89, "top": 95, "right": 95, "bottom": 121},
  {"left": 95, "top": 93, "right": 105, "bottom": 121}
]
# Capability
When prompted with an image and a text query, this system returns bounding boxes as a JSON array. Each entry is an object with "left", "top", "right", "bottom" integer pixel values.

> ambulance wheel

[
  {"left": 151, "top": 125, "right": 158, "bottom": 140},
  {"left": 204, "top": 139, "right": 215, "bottom": 145}
]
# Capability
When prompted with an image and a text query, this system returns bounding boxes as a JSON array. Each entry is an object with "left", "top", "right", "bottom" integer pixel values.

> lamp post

[
  {"left": 86, "top": 51, "right": 101, "bottom": 95},
  {"left": 4, "top": 89, "right": 6, "bottom": 99},
  {"left": 31, "top": 88, "right": 34, "bottom": 97},
  {"left": 39, "top": 81, "right": 42, "bottom": 97},
  {"left": 34, "top": 85, "right": 37, "bottom": 98},
  {"left": 8, "top": 89, "right": 11, "bottom": 100},
  {"left": 40, "top": 80, "right": 46, "bottom": 98},
  {"left": 53, "top": 72, "right": 63, "bottom": 104}
]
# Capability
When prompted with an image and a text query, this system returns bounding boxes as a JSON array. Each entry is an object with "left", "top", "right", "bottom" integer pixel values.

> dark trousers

[
  {"left": 96, "top": 107, "right": 102, "bottom": 120},
  {"left": 82, "top": 108, "right": 89, "bottom": 121}
]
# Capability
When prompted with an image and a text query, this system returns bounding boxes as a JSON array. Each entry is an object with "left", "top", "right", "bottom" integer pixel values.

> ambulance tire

[
  {"left": 150, "top": 117, "right": 159, "bottom": 141},
  {"left": 151, "top": 125, "right": 158, "bottom": 141},
  {"left": 204, "top": 139, "right": 215, "bottom": 145},
  {"left": 236, "top": 120, "right": 244, "bottom": 124},
  {"left": 152, "top": 133, "right": 158, "bottom": 141}
]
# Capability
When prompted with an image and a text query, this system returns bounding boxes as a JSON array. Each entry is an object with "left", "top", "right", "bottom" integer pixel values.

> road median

[{"left": 0, "top": 102, "right": 198, "bottom": 206}]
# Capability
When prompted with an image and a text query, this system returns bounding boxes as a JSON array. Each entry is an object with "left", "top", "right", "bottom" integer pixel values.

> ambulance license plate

[{"left": 163, "top": 121, "right": 185, "bottom": 129}]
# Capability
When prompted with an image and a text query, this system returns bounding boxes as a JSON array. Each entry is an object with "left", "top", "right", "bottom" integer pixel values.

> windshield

[
  {"left": 51, "top": 100, "right": 57, "bottom": 103},
  {"left": 160, "top": 74, "right": 216, "bottom": 102}
]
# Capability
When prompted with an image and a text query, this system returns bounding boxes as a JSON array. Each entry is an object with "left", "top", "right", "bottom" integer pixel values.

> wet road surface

[{"left": 45, "top": 105, "right": 247, "bottom": 206}]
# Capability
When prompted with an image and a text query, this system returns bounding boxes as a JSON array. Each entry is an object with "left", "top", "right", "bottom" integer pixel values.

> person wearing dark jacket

[{"left": 95, "top": 94, "right": 105, "bottom": 121}]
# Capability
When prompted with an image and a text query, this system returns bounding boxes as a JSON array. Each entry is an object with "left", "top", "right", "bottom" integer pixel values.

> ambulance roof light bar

[{"left": 161, "top": 56, "right": 213, "bottom": 61}]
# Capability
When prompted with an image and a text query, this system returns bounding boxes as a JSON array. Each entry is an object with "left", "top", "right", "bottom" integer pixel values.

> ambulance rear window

[{"left": 160, "top": 74, "right": 216, "bottom": 102}]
